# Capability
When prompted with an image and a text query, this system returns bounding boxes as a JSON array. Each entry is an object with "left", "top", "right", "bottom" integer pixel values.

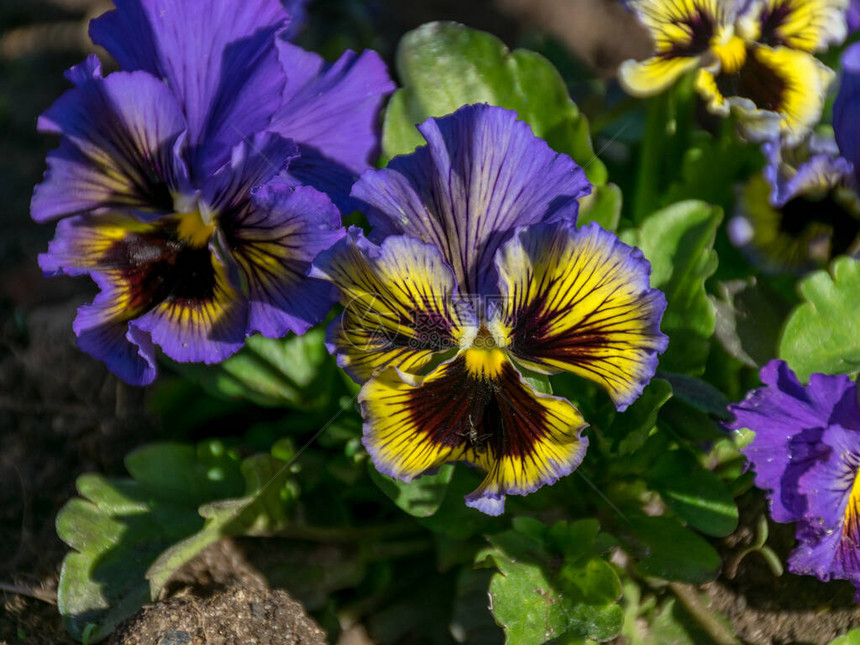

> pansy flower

[
  {"left": 31, "top": 0, "right": 394, "bottom": 385},
  {"left": 729, "top": 134, "right": 860, "bottom": 272},
  {"left": 695, "top": 0, "right": 842, "bottom": 143},
  {"left": 621, "top": 0, "right": 841, "bottom": 143},
  {"left": 313, "top": 105, "right": 668, "bottom": 515},
  {"left": 727, "top": 360, "right": 860, "bottom": 597},
  {"left": 835, "top": 42, "right": 860, "bottom": 188},
  {"left": 618, "top": 0, "right": 742, "bottom": 96}
]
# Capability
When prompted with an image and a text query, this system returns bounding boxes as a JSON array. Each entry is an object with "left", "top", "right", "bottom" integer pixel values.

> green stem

[
  {"left": 631, "top": 92, "right": 669, "bottom": 224},
  {"left": 668, "top": 582, "right": 740, "bottom": 645}
]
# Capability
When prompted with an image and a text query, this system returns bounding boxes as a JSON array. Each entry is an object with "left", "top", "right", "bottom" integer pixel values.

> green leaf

[
  {"left": 647, "top": 451, "right": 739, "bottom": 537},
  {"left": 369, "top": 463, "right": 455, "bottom": 517},
  {"left": 828, "top": 629, "right": 860, "bottom": 645},
  {"left": 383, "top": 21, "right": 607, "bottom": 185},
  {"left": 57, "top": 442, "right": 295, "bottom": 641},
  {"left": 478, "top": 520, "right": 623, "bottom": 643},
  {"left": 608, "top": 379, "right": 673, "bottom": 455},
  {"left": 779, "top": 257, "right": 860, "bottom": 380},
  {"left": 579, "top": 183, "right": 622, "bottom": 232},
  {"left": 147, "top": 452, "right": 295, "bottom": 591},
  {"left": 619, "top": 516, "right": 721, "bottom": 584},
  {"left": 662, "top": 134, "right": 764, "bottom": 214},
  {"left": 627, "top": 201, "right": 722, "bottom": 375},
  {"left": 56, "top": 442, "right": 244, "bottom": 641},
  {"left": 522, "top": 371, "right": 553, "bottom": 395},
  {"left": 124, "top": 441, "right": 245, "bottom": 508},
  {"left": 712, "top": 278, "right": 792, "bottom": 368},
  {"left": 418, "top": 467, "right": 503, "bottom": 539},
  {"left": 167, "top": 328, "right": 335, "bottom": 409},
  {"left": 659, "top": 398, "right": 727, "bottom": 443},
  {"left": 657, "top": 373, "right": 731, "bottom": 421}
]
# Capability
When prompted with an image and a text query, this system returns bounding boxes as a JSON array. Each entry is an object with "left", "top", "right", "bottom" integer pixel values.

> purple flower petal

[
  {"left": 270, "top": 43, "right": 394, "bottom": 206},
  {"left": 32, "top": 66, "right": 190, "bottom": 222},
  {"left": 279, "top": 144, "right": 365, "bottom": 214},
  {"left": 312, "top": 228, "right": 476, "bottom": 383},
  {"left": 222, "top": 183, "right": 344, "bottom": 338},
  {"left": 280, "top": 0, "right": 310, "bottom": 39},
  {"left": 200, "top": 132, "right": 299, "bottom": 216},
  {"left": 789, "top": 424, "right": 860, "bottom": 590},
  {"left": 762, "top": 135, "right": 854, "bottom": 208},
  {"left": 352, "top": 104, "right": 591, "bottom": 294},
  {"left": 130, "top": 252, "right": 248, "bottom": 364},
  {"left": 273, "top": 43, "right": 393, "bottom": 174},
  {"left": 90, "top": 0, "right": 291, "bottom": 175},
  {"left": 727, "top": 360, "right": 860, "bottom": 522},
  {"left": 835, "top": 42, "right": 860, "bottom": 186},
  {"left": 73, "top": 272, "right": 158, "bottom": 386},
  {"left": 849, "top": 0, "right": 860, "bottom": 32}
]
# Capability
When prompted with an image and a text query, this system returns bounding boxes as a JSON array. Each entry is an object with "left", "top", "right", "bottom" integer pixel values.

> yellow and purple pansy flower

[
  {"left": 727, "top": 361, "right": 860, "bottom": 598},
  {"left": 621, "top": 0, "right": 844, "bottom": 143},
  {"left": 730, "top": 42, "right": 860, "bottom": 271},
  {"left": 31, "top": 0, "right": 394, "bottom": 385},
  {"left": 312, "top": 105, "right": 668, "bottom": 515},
  {"left": 729, "top": 133, "right": 860, "bottom": 272}
]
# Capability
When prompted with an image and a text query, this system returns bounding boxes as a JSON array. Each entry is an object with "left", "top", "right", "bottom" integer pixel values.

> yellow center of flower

[
  {"left": 464, "top": 327, "right": 507, "bottom": 380},
  {"left": 843, "top": 467, "right": 860, "bottom": 539},
  {"left": 711, "top": 35, "right": 747, "bottom": 75},
  {"left": 173, "top": 210, "right": 215, "bottom": 248}
]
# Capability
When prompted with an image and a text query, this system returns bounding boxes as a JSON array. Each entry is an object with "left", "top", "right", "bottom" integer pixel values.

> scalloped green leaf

[
  {"left": 383, "top": 21, "right": 607, "bottom": 187},
  {"left": 56, "top": 441, "right": 243, "bottom": 641},
  {"left": 779, "top": 257, "right": 860, "bottom": 380},
  {"left": 56, "top": 441, "right": 293, "bottom": 642},
  {"left": 477, "top": 520, "right": 623, "bottom": 643},
  {"left": 626, "top": 201, "right": 722, "bottom": 375}
]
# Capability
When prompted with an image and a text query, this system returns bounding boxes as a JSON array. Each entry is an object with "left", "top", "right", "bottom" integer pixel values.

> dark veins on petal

[
  {"left": 399, "top": 355, "right": 557, "bottom": 463},
  {"left": 758, "top": 2, "right": 792, "bottom": 46},
  {"left": 104, "top": 136, "right": 177, "bottom": 213},
  {"left": 506, "top": 259, "right": 646, "bottom": 383},
  {"left": 660, "top": 6, "right": 717, "bottom": 59}
]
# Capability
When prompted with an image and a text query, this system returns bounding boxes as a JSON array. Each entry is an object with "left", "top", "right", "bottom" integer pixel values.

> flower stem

[
  {"left": 668, "top": 582, "right": 740, "bottom": 645},
  {"left": 631, "top": 92, "right": 669, "bottom": 224}
]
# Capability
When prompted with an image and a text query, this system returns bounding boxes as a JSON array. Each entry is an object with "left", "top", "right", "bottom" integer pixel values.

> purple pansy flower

[
  {"left": 728, "top": 134, "right": 860, "bottom": 273},
  {"left": 730, "top": 40, "right": 860, "bottom": 274},
  {"left": 762, "top": 134, "right": 854, "bottom": 208},
  {"left": 281, "top": 0, "right": 310, "bottom": 40},
  {"left": 31, "top": 0, "right": 393, "bottom": 385},
  {"left": 312, "top": 104, "right": 668, "bottom": 515},
  {"left": 727, "top": 360, "right": 860, "bottom": 597},
  {"left": 835, "top": 42, "right": 860, "bottom": 188}
]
